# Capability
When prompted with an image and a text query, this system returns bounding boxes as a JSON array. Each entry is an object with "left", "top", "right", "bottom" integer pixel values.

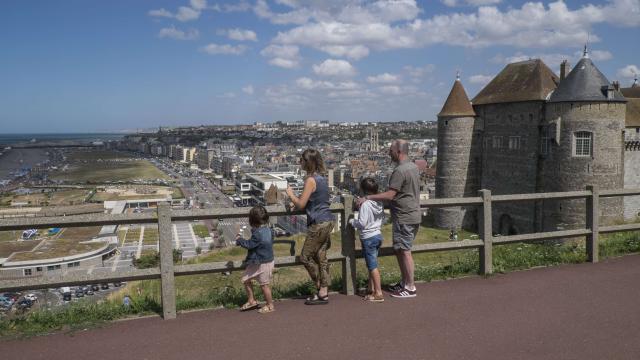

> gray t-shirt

[{"left": 388, "top": 160, "right": 421, "bottom": 224}]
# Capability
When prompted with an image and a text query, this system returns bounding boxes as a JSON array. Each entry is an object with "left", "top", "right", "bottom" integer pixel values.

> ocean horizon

[{"left": 0, "top": 133, "right": 125, "bottom": 146}]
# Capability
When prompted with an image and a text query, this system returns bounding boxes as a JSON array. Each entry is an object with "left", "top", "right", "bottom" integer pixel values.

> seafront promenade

[{"left": 3, "top": 254, "right": 640, "bottom": 360}]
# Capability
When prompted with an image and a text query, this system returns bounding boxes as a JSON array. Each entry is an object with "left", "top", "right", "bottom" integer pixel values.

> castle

[{"left": 435, "top": 47, "right": 640, "bottom": 235}]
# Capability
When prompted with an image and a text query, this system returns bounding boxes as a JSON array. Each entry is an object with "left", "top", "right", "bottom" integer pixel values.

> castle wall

[
  {"left": 475, "top": 101, "right": 545, "bottom": 234},
  {"left": 542, "top": 102, "right": 625, "bottom": 230},
  {"left": 434, "top": 115, "right": 478, "bottom": 230},
  {"left": 624, "top": 140, "right": 640, "bottom": 220}
]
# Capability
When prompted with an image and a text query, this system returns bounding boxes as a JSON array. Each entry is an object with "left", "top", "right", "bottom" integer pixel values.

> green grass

[
  {"left": 191, "top": 224, "right": 210, "bottom": 239},
  {"left": 50, "top": 160, "right": 169, "bottom": 184},
  {"left": 142, "top": 227, "right": 159, "bottom": 245},
  {"left": 67, "top": 150, "right": 135, "bottom": 161},
  {"left": 3, "top": 225, "right": 640, "bottom": 339}
]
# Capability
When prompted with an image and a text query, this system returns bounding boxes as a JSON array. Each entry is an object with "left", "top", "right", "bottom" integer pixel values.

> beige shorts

[{"left": 242, "top": 260, "right": 275, "bottom": 285}]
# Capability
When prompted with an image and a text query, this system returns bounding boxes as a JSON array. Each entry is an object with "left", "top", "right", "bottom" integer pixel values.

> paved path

[{"left": 4, "top": 255, "right": 640, "bottom": 360}]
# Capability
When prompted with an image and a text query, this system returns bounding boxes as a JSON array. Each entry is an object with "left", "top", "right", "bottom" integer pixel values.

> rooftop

[
  {"left": 472, "top": 59, "right": 559, "bottom": 105},
  {"left": 438, "top": 77, "right": 476, "bottom": 117},
  {"left": 549, "top": 50, "right": 625, "bottom": 103}
]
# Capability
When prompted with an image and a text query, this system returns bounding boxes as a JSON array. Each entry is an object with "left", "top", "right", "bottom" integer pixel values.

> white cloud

[
  {"left": 367, "top": 73, "right": 400, "bottom": 84},
  {"left": 242, "top": 85, "right": 255, "bottom": 95},
  {"left": 442, "top": 0, "right": 501, "bottom": 6},
  {"left": 313, "top": 59, "right": 357, "bottom": 77},
  {"left": 295, "top": 77, "right": 360, "bottom": 90},
  {"left": 226, "top": 28, "right": 258, "bottom": 42},
  {"left": 318, "top": 45, "right": 370, "bottom": 60},
  {"left": 158, "top": 26, "right": 199, "bottom": 40},
  {"left": 577, "top": 49, "right": 613, "bottom": 61},
  {"left": 190, "top": 0, "right": 207, "bottom": 10},
  {"left": 260, "top": 45, "right": 301, "bottom": 68},
  {"left": 466, "top": 0, "right": 502, "bottom": 6},
  {"left": 270, "top": 0, "right": 640, "bottom": 60},
  {"left": 378, "top": 85, "right": 402, "bottom": 95},
  {"left": 200, "top": 43, "right": 247, "bottom": 55},
  {"left": 176, "top": 6, "right": 200, "bottom": 21},
  {"left": 149, "top": 8, "right": 173, "bottom": 18},
  {"left": 469, "top": 74, "right": 493, "bottom": 85},
  {"left": 617, "top": 65, "right": 639, "bottom": 82}
]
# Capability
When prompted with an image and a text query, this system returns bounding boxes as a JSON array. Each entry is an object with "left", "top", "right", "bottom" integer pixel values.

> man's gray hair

[{"left": 393, "top": 139, "right": 409, "bottom": 155}]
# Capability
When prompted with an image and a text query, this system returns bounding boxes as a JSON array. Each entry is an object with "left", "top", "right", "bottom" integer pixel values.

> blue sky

[{"left": 1, "top": 0, "right": 639, "bottom": 133}]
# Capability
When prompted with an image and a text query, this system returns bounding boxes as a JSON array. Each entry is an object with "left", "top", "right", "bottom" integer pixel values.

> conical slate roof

[
  {"left": 549, "top": 56, "right": 625, "bottom": 103},
  {"left": 471, "top": 59, "right": 559, "bottom": 105},
  {"left": 438, "top": 79, "right": 476, "bottom": 117}
]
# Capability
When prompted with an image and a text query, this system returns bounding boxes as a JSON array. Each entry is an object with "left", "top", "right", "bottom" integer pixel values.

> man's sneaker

[
  {"left": 387, "top": 282, "right": 404, "bottom": 292},
  {"left": 390, "top": 287, "right": 417, "bottom": 298}
]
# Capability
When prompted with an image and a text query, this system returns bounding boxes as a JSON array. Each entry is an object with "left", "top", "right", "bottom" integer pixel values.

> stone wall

[
  {"left": 434, "top": 115, "right": 479, "bottom": 230},
  {"left": 475, "top": 101, "right": 545, "bottom": 234},
  {"left": 624, "top": 141, "right": 640, "bottom": 220}
]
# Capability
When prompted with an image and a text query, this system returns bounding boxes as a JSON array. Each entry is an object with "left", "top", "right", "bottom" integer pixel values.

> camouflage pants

[{"left": 301, "top": 221, "right": 334, "bottom": 288}]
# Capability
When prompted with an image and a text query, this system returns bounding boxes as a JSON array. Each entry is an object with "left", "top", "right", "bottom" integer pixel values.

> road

[{"left": 5, "top": 255, "right": 640, "bottom": 359}]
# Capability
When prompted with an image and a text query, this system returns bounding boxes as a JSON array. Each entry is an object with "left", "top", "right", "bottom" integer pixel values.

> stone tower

[
  {"left": 434, "top": 75, "right": 478, "bottom": 230},
  {"left": 542, "top": 47, "right": 626, "bottom": 230},
  {"left": 368, "top": 127, "right": 379, "bottom": 152}
]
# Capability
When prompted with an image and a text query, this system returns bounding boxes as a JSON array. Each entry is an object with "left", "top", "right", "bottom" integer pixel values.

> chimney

[
  {"left": 560, "top": 60, "right": 570, "bottom": 81},
  {"left": 612, "top": 81, "right": 620, "bottom": 91}
]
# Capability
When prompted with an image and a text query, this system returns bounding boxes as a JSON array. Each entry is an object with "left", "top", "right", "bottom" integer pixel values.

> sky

[{"left": 1, "top": 0, "right": 639, "bottom": 133}]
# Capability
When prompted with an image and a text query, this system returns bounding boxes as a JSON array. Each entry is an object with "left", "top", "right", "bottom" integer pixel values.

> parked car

[
  {"left": 62, "top": 292, "right": 72, "bottom": 302},
  {"left": 83, "top": 287, "right": 94, "bottom": 296},
  {"left": 75, "top": 289, "right": 84, "bottom": 298},
  {"left": 24, "top": 293, "right": 38, "bottom": 302},
  {"left": 91, "top": 284, "right": 100, "bottom": 291},
  {"left": 101, "top": 283, "right": 110, "bottom": 290},
  {"left": 17, "top": 299, "right": 32, "bottom": 310},
  {"left": 113, "top": 281, "right": 122, "bottom": 287},
  {"left": 2, "top": 292, "right": 20, "bottom": 302}
]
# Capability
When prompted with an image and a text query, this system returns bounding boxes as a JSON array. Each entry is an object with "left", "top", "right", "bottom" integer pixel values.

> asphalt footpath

[{"left": 3, "top": 254, "right": 640, "bottom": 360}]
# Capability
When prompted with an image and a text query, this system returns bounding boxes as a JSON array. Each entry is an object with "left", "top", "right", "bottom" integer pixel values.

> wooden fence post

[
  {"left": 478, "top": 190, "right": 493, "bottom": 275},
  {"left": 341, "top": 195, "right": 357, "bottom": 295},
  {"left": 586, "top": 185, "right": 599, "bottom": 263},
  {"left": 157, "top": 202, "right": 177, "bottom": 320}
]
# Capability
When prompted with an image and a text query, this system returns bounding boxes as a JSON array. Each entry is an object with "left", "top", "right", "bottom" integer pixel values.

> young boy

[
  {"left": 236, "top": 205, "right": 275, "bottom": 314},
  {"left": 350, "top": 177, "right": 385, "bottom": 302}
]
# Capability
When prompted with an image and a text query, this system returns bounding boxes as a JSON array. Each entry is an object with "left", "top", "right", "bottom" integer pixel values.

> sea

[
  {"left": 0, "top": 133, "right": 125, "bottom": 182},
  {"left": 0, "top": 133, "right": 124, "bottom": 146}
]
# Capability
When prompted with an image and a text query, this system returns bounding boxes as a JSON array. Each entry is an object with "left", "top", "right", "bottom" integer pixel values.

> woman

[{"left": 286, "top": 149, "right": 335, "bottom": 305}]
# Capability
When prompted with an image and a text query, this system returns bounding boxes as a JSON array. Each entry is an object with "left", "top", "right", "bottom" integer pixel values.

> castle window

[
  {"left": 520, "top": 114, "right": 524, "bottom": 122},
  {"left": 508, "top": 136, "right": 521, "bottom": 150},
  {"left": 529, "top": 113, "right": 534, "bottom": 122},
  {"left": 541, "top": 127, "right": 550, "bottom": 155},
  {"left": 492, "top": 136, "right": 503, "bottom": 149},
  {"left": 508, "top": 115, "right": 513, "bottom": 122},
  {"left": 574, "top": 131, "right": 592, "bottom": 157},
  {"left": 24, "top": 268, "right": 32, "bottom": 276}
]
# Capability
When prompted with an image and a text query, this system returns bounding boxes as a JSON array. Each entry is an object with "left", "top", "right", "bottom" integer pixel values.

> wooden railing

[{"left": 1, "top": 187, "right": 640, "bottom": 320}]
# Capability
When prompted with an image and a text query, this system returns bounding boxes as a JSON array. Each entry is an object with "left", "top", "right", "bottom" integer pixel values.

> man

[{"left": 357, "top": 139, "right": 420, "bottom": 298}]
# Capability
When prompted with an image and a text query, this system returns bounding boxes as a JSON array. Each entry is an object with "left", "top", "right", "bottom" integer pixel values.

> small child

[
  {"left": 350, "top": 177, "right": 385, "bottom": 302},
  {"left": 236, "top": 205, "right": 275, "bottom": 314}
]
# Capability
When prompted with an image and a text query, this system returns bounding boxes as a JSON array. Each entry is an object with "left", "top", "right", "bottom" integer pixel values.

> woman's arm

[{"left": 286, "top": 176, "right": 316, "bottom": 210}]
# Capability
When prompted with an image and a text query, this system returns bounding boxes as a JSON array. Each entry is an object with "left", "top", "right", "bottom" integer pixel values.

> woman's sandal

[
  {"left": 304, "top": 293, "right": 329, "bottom": 305},
  {"left": 363, "top": 294, "right": 384, "bottom": 303},
  {"left": 239, "top": 302, "right": 260, "bottom": 311},
  {"left": 258, "top": 305, "right": 275, "bottom": 314}
]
